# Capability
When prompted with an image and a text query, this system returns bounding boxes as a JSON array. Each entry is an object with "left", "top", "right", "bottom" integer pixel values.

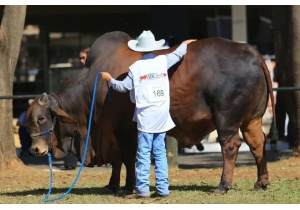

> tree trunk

[
  {"left": 273, "top": 6, "right": 300, "bottom": 156},
  {"left": 290, "top": 6, "right": 300, "bottom": 156},
  {"left": 273, "top": 6, "right": 292, "bottom": 141},
  {"left": 0, "top": 5, "right": 27, "bottom": 169}
]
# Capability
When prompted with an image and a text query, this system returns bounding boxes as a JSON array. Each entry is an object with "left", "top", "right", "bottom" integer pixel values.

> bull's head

[{"left": 27, "top": 93, "right": 78, "bottom": 159}]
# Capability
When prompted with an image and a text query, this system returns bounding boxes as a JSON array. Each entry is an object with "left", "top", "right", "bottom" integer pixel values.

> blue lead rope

[
  {"left": 40, "top": 153, "right": 53, "bottom": 202},
  {"left": 40, "top": 72, "right": 111, "bottom": 202}
]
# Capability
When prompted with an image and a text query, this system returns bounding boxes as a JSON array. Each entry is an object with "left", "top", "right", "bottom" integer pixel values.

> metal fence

[
  {"left": 0, "top": 95, "right": 40, "bottom": 100},
  {"left": 273, "top": 87, "right": 300, "bottom": 91},
  {"left": 1, "top": 87, "right": 300, "bottom": 100}
]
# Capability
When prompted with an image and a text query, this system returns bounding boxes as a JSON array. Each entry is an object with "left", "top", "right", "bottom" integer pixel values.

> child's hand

[{"left": 102, "top": 72, "right": 112, "bottom": 82}]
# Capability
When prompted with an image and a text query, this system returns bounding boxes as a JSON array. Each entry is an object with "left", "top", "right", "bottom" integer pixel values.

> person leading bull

[{"left": 101, "top": 30, "right": 196, "bottom": 199}]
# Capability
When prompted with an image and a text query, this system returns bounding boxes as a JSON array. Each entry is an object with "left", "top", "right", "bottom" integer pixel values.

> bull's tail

[
  {"left": 257, "top": 53, "right": 279, "bottom": 152},
  {"left": 247, "top": 45, "right": 279, "bottom": 151}
]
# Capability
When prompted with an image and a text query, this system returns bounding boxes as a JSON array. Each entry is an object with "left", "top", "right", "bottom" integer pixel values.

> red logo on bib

[{"left": 140, "top": 75, "right": 147, "bottom": 80}]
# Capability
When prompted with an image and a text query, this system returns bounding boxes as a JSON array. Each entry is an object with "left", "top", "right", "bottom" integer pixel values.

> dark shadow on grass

[
  {"left": 0, "top": 187, "right": 123, "bottom": 198},
  {"left": 17, "top": 154, "right": 70, "bottom": 169},
  {"left": 178, "top": 150, "right": 293, "bottom": 169},
  {"left": 168, "top": 184, "right": 216, "bottom": 193},
  {"left": 1, "top": 183, "right": 218, "bottom": 199}
]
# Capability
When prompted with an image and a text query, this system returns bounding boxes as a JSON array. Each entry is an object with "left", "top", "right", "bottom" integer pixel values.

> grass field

[{"left": 1, "top": 156, "right": 300, "bottom": 204}]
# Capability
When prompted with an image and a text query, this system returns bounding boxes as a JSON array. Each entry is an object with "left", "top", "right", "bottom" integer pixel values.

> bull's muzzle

[{"left": 30, "top": 144, "right": 49, "bottom": 156}]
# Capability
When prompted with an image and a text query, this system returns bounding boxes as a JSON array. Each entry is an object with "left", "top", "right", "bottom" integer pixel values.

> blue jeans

[{"left": 136, "top": 131, "right": 169, "bottom": 196}]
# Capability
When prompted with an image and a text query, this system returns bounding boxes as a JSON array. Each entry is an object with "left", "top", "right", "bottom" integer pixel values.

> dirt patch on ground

[{"left": 1, "top": 156, "right": 299, "bottom": 186}]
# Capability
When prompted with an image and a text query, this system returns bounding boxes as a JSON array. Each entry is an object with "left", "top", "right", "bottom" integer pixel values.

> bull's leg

[
  {"left": 122, "top": 156, "right": 136, "bottom": 193},
  {"left": 212, "top": 107, "right": 243, "bottom": 194},
  {"left": 117, "top": 127, "right": 137, "bottom": 194},
  {"left": 120, "top": 135, "right": 137, "bottom": 193},
  {"left": 105, "top": 152, "right": 122, "bottom": 193},
  {"left": 240, "top": 118, "right": 269, "bottom": 190},
  {"left": 217, "top": 131, "right": 241, "bottom": 194}
]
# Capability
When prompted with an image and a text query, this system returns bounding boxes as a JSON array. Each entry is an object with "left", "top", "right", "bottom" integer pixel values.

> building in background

[{"left": 0, "top": 5, "right": 275, "bottom": 117}]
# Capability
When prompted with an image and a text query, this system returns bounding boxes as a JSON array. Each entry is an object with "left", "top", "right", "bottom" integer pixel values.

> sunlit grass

[{"left": 1, "top": 157, "right": 300, "bottom": 204}]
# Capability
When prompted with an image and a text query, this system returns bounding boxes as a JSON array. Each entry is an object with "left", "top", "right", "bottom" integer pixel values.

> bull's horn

[
  {"left": 38, "top": 92, "right": 49, "bottom": 106},
  {"left": 28, "top": 99, "right": 34, "bottom": 105}
]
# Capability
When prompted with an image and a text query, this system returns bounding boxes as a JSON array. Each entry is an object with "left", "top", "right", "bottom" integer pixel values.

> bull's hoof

[
  {"left": 121, "top": 186, "right": 134, "bottom": 194},
  {"left": 120, "top": 188, "right": 134, "bottom": 195},
  {"left": 101, "top": 187, "right": 115, "bottom": 194},
  {"left": 214, "top": 188, "right": 227, "bottom": 194},
  {"left": 214, "top": 184, "right": 231, "bottom": 194},
  {"left": 253, "top": 181, "right": 269, "bottom": 191},
  {"left": 104, "top": 185, "right": 120, "bottom": 194}
]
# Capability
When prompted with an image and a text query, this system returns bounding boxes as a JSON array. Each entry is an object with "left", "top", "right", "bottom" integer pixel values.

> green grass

[{"left": 1, "top": 158, "right": 300, "bottom": 204}]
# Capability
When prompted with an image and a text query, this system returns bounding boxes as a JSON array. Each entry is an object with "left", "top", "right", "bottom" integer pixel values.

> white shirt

[{"left": 110, "top": 43, "right": 187, "bottom": 132}]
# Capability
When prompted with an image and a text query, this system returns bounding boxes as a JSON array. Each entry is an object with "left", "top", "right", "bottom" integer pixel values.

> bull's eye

[{"left": 37, "top": 117, "right": 45, "bottom": 124}]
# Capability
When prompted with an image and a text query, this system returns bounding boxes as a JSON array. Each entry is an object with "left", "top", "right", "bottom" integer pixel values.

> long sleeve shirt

[
  {"left": 110, "top": 43, "right": 187, "bottom": 132},
  {"left": 110, "top": 43, "right": 187, "bottom": 93}
]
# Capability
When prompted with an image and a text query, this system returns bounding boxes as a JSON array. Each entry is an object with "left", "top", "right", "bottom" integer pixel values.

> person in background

[
  {"left": 79, "top": 47, "right": 90, "bottom": 66},
  {"left": 17, "top": 110, "right": 32, "bottom": 156},
  {"left": 268, "top": 61, "right": 291, "bottom": 147},
  {"left": 101, "top": 30, "right": 196, "bottom": 199},
  {"left": 61, "top": 47, "right": 90, "bottom": 86}
]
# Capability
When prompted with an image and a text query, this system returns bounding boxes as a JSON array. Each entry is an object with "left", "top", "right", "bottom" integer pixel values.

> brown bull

[{"left": 27, "top": 31, "right": 278, "bottom": 194}]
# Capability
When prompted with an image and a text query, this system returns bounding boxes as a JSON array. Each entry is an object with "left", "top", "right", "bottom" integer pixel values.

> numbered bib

[{"left": 147, "top": 85, "right": 167, "bottom": 103}]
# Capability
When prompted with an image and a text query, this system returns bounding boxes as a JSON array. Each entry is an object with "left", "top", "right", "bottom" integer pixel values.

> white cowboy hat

[{"left": 128, "top": 30, "right": 165, "bottom": 52}]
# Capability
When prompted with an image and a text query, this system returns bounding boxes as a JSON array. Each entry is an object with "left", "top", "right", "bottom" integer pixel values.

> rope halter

[{"left": 30, "top": 116, "right": 57, "bottom": 152}]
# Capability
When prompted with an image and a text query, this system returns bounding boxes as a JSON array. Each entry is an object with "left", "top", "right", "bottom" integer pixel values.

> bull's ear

[
  {"left": 28, "top": 99, "right": 34, "bottom": 105},
  {"left": 38, "top": 92, "right": 49, "bottom": 106},
  {"left": 47, "top": 96, "right": 77, "bottom": 124},
  {"left": 50, "top": 107, "right": 77, "bottom": 124}
]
